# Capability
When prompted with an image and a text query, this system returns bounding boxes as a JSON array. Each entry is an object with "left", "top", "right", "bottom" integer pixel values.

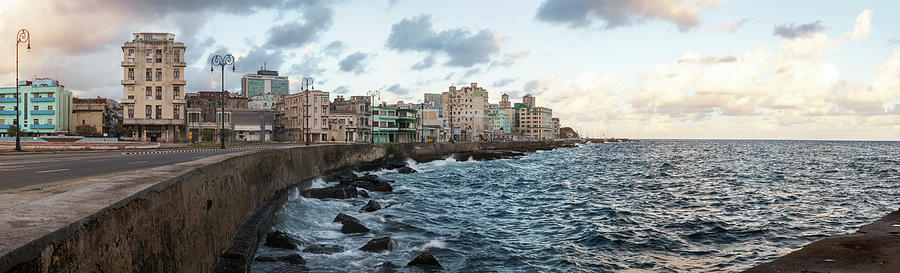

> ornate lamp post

[
  {"left": 366, "top": 90, "right": 379, "bottom": 144},
  {"left": 210, "top": 54, "right": 235, "bottom": 150},
  {"left": 301, "top": 77, "right": 314, "bottom": 146},
  {"left": 14, "top": 29, "right": 31, "bottom": 151}
]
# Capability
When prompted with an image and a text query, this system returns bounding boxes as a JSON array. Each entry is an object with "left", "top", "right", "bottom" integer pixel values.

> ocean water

[{"left": 251, "top": 140, "right": 900, "bottom": 272}]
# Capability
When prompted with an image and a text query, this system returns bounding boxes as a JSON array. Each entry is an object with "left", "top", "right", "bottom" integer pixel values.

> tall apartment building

[
  {"left": 120, "top": 33, "right": 186, "bottom": 142},
  {"left": 328, "top": 95, "right": 371, "bottom": 142},
  {"left": 0, "top": 78, "right": 72, "bottom": 136},
  {"left": 514, "top": 94, "right": 554, "bottom": 140},
  {"left": 275, "top": 90, "right": 330, "bottom": 142},
  {"left": 442, "top": 83, "right": 489, "bottom": 141},
  {"left": 241, "top": 68, "right": 289, "bottom": 98}
]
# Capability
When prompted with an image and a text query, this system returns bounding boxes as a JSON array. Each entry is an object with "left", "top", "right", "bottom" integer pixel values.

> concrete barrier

[{"left": 0, "top": 141, "right": 573, "bottom": 273}]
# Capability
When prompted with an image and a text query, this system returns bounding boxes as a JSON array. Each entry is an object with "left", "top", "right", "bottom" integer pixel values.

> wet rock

[
  {"left": 385, "top": 161, "right": 407, "bottom": 170},
  {"left": 264, "top": 231, "right": 304, "bottom": 250},
  {"left": 360, "top": 200, "right": 382, "bottom": 213},
  {"left": 337, "top": 172, "right": 358, "bottom": 183},
  {"left": 356, "top": 174, "right": 380, "bottom": 183},
  {"left": 333, "top": 213, "right": 358, "bottom": 224},
  {"left": 397, "top": 166, "right": 417, "bottom": 174},
  {"left": 301, "top": 187, "right": 358, "bottom": 199},
  {"left": 341, "top": 179, "right": 393, "bottom": 192},
  {"left": 340, "top": 219, "right": 371, "bottom": 234},
  {"left": 254, "top": 254, "right": 307, "bottom": 265},
  {"left": 268, "top": 265, "right": 311, "bottom": 273},
  {"left": 407, "top": 250, "right": 442, "bottom": 268},
  {"left": 359, "top": 236, "right": 397, "bottom": 253},
  {"left": 302, "top": 244, "right": 345, "bottom": 254},
  {"left": 358, "top": 189, "right": 370, "bottom": 198},
  {"left": 370, "top": 180, "right": 393, "bottom": 192}
]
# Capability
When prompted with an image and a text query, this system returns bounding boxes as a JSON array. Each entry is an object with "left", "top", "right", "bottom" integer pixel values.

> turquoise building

[
  {"left": 372, "top": 106, "right": 417, "bottom": 143},
  {"left": 0, "top": 78, "right": 73, "bottom": 136},
  {"left": 241, "top": 69, "right": 289, "bottom": 98}
]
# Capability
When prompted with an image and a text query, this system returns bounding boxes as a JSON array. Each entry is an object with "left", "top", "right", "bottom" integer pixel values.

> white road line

[
  {"left": 127, "top": 161, "right": 149, "bottom": 164},
  {"left": 36, "top": 168, "right": 69, "bottom": 174}
]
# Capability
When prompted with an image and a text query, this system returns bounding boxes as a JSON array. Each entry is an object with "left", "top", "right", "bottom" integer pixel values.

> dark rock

[
  {"left": 333, "top": 213, "right": 358, "bottom": 224},
  {"left": 269, "top": 265, "right": 311, "bottom": 273},
  {"left": 340, "top": 179, "right": 393, "bottom": 192},
  {"left": 397, "top": 166, "right": 417, "bottom": 174},
  {"left": 301, "top": 187, "right": 358, "bottom": 199},
  {"left": 341, "top": 219, "right": 371, "bottom": 234},
  {"left": 370, "top": 180, "right": 393, "bottom": 192},
  {"left": 302, "top": 244, "right": 345, "bottom": 254},
  {"left": 407, "top": 249, "right": 442, "bottom": 268},
  {"left": 356, "top": 174, "right": 380, "bottom": 183},
  {"left": 264, "top": 231, "right": 304, "bottom": 250},
  {"left": 337, "top": 172, "right": 358, "bottom": 183},
  {"left": 254, "top": 254, "right": 307, "bottom": 265},
  {"left": 385, "top": 161, "right": 407, "bottom": 170},
  {"left": 360, "top": 200, "right": 382, "bottom": 213},
  {"left": 359, "top": 236, "right": 397, "bottom": 253}
]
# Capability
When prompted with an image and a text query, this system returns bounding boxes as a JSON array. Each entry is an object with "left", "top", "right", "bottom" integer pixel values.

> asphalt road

[{"left": 0, "top": 147, "right": 287, "bottom": 191}]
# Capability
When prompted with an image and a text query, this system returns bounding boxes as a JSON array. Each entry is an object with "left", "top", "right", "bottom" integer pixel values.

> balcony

[
  {"left": 121, "top": 80, "right": 136, "bottom": 85},
  {"left": 0, "top": 125, "right": 9, "bottom": 129},
  {"left": 30, "top": 97, "right": 55, "bottom": 102},
  {"left": 121, "top": 61, "right": 135, "bottom": 67},
  {"left": 173, "top": 79, "right": 186, "bottom": 85},
  {"left": 31, "top": 124, "right": 55, "bottom": 129},
  {"left": 31, "top": 110, "right": 55, "bottom": 115},
  {"left": 0, "top": 98, "right": 19, "bottom": 103},
  {"left": 0, "top": 110, "right": 18, "bottom": 115},
  {"left": 173, "top": 61, "right": 187, "bottom": 67}
]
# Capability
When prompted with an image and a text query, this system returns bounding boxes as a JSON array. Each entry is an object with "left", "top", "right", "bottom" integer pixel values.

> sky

[{"left": 1, "top": 0, "right": 899, "bottom": 140}]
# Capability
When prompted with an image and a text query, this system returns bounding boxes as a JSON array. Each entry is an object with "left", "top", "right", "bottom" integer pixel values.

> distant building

[
  {"left": 276, "top": 90, "right": 330, "bottom": 142},
  {"left": 552, "top": 118, "right": 560, "bottom": 139},
  {"left": 486, "top": 106, "right": 512, "bottom": 140},
  {"left": 442, "top": 83, "right": 489, "bottom": 141},
  {"left": 499, "top": 93, "right": 511, "bottom": 108},
  {"left": 522, "top": 94, "right": 535, "bottom": 107},
  {"left": 248, "top": 93, "right": 282, "bottom": 110},
  {"left": 0, "top": 78, "right": 73, "bottom": 136},
  {"left": 71, "top": 97, "right": 121, "bottom": 137},
  {"left": 424, "top": 93, "right": 443, "bottom": 106},
  {"left": 120, "top": 32, "right": 187, "bottom": 142},
  {"left": 418, "top": 104, "right": 444, "bottom": 142},
  {"left": 241, "top": 68, "right": 289, "bottom": 98},
  {"left": 372, "top": 106, "right": 416, "bottom": 143},
  {"left": 328, "top": 95, "right": 371, "bottom": 142},
  {"left": 512, "top": 94, "right": 554, "bottom": 140},
  {"left": 184, "top": 91, "right": 248, "bottom": 142},
  {"left": 232, "top": 109, "right": 276, "bottom": 142}
]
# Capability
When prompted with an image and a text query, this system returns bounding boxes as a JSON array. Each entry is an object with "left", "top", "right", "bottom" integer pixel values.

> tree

[
  {"left": 6, "top": 125, "right": 24, "bottom": 137},
  {"left": 200, "top": 129, "right": 216, "bottom": 141},
  {"left": 75, "top": 124, "right": 100, "bottom": 137}
]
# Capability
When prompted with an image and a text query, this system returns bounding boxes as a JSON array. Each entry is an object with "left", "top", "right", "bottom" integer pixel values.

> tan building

[
  {"left": 328, "top": 95, "right": 371, "bottom": 142},
  {"left": 276, "top": 90, "right": 330, "bottom": 142},
  {"left": 518, "top": 106, "right": 554, "bottom": 140},
  {"left": 120, "top": 33, "right": 187, "bottom": 142},
  {"left": 184, "top": 91, "right": 248, "bottom": 142},
  {"left": 70, "top": 97, "right": 120, "bottom": 137},
  {"left": 442, "top": 83, "right": 489, "bottom": 141}
]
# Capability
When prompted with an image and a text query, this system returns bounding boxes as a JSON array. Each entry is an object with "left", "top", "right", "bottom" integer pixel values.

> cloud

[
  {"left": 332, "top": 85, "right": 351, "bottom": 94},
  {"left": 322, "top": 41, "right": 346, "bottom": 57},
  {"left": 773, "top": 21, "right": 826, "bottom": 39},
  {"left": 338, "top": 51, "right": 370, "bottom": 74},
  {"left": 890, "top": 38, "right": 900, "bottom": 45},
  {"left": 461, "top": 68, "right": 481, "bottom": 79},
  {"left": 489, "top": 50, "right": 530, "bottom": 69},
  {"left": 235, "top": 47, "right": 285, "bottom": 74},
  {"left": 715, "top": 18, "right": 751, "bottom": 33},
  {"left": 843, "top": 9, "right": 873, "bottom": 42},
  {"left": 411, "top": 55, "right": 437, "bottom": 70},
  {"left": 492, "top": 78, "right": 517, "bottom": 88},
  {"left": 534, "top": 0, "right": 722, "bottom": 31},
  {"left": 265, "top": 5, "right": 334, "bottom": 49},
  {"left": 386, "top": 84, "right": 413, "bottom": 95},
  {"left": 386, "top": 14, "right": 503, "bottom": 67}
]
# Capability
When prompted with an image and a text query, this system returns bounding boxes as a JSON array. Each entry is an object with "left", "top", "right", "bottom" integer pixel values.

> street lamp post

[
  {"left": 210, "top": 54, "right": 235, "bottom": 150},
  {"left": 366, "top": 90, "right": 379, "bottom": 144},
  {"left": 14, "top": 29, "right": 31, "bottom": 151},
  {"left": 302, "top": 77, "right": 314, "bottom": 146}
]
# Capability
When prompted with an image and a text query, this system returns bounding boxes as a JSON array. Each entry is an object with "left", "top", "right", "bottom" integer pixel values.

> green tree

[
  {"left": 200, "top": 129, "right": 216, "bottom": 141},
  {"left": 6, "top": 125, "right": 24, "bottom": 137},
  {"left": 75, "top": 124, "right": 100, "bottom": 137}
]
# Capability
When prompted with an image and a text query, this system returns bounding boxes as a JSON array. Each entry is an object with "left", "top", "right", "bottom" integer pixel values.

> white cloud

[
  {"left": 715, "top": 18, "right": 751, "bottom": 33},
  {"left": 843, "top": 9, "right": 874, "bottom": 42}
]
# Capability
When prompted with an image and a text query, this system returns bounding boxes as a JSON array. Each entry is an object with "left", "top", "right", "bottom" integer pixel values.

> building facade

[
  {"left": 241, "top": 69, "right": 289, "bottom": 98},
  {"left": 0, "top": 78, "right": 72, "bottom": 136},
  {"left": 248, "top": 93, "right": 281, "bottom": 110},
  {"left": 328, "top": 95, "right": 371, "bottom": 142},
  {"left": 232, "top": 109, "right": 275, "bottom": 141},
  {"left": 184, "top": 91, "right": 248, "bottom": 142},
  {"left": 70, "top": 97, "right": 121, "bottom": 137},
  {"left": 442, "top": 83, "right": 489, "bottom": 142},
  {"left": 120, "top": 32, "right": 187, "bottom": 142},
  {"left": 517, "top": 106, "right": 554, "bottom": 140},
  {"left": 276, "top": 90, "right": 330, "bottom": 142},
  {"left": 372, "top": 106, "right": 417, "bottom": 143}
]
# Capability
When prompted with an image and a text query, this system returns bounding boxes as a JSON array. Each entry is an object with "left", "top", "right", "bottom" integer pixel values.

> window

[
  {"left": 155, "top": 49, "right": 162, "bottom": 63},
  {"left": 173, "top": 86, "right": 180, "bottom": 100},
  {"left": 146, "top": 105, "right": 152, "bottom": 119},
  {"left": 174, "top": 68, "right": 180, "bottom": 80},
  {"left": 128, "top": 107, "right": 134, "bottom": 119},
  {"left": 128, "top": 49, "right": 134, "bottom": 56},
  {"left": 322, "top": 119, "right": 326, "bottom": 127},
  {"left": 0, "top": 119, "right": 3, "bottom": 125},
  {"left": 33, "top": 106, "right": 38, "bottom": 110},
  {"left": 156, "top": 86, "right": 162, "bottom": 100},
  {"left": 155, "top": 105, "right": 162, "bottom": 119},
  {"left": 0, "top": 106, "right": 4, "bottom": 110},
  {"left": 48, "top": 106, "right": 53, "bottom": 110},
  {"left": 173, "top": 105, "right": 180, "bottom": 119},
  {"left": 146, "top": 68, "right": 152, "bottom": 81},
  {"left": 145, "top": 49, "right": 152, "bottom": 56},
  {"left": 33, "top": 93, "right": 39, "bottom": 98},
  {"left": 146, "top": 86, "right": 152, "bottom": 100},
  {"left": 0, "top": 94, "right": 4, "bottom": 98},
  {"left": 47, "top": 119, "right": 53, "bottom": 125},
  {"left": 128, "top": 68, "right": 134, "bottom": 80},
  {"left": 33, "top": 119, "right": 39, "bottom": 125},
  {"left": 173, "top": 50, "right": 180, "bottom": 62},
  {"left": 156, "top": 68, "right": 162, "bottom": 81}
]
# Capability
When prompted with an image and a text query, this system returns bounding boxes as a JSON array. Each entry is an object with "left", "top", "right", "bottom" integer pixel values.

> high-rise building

[
  {"left": 120, "top": 33, "right": 186, "bottom": 142},
  {"left": 0, "top": 78, "right": 73, "bottom": 136},
  {"left": 241, "top": 68, "right": 289, "bottom": 98},
  {"left": 442, "top": 83, "right": 489, "bottom": 141}
]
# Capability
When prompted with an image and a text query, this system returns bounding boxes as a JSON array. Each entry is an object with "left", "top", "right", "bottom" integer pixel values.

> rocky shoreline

[{"left": 249, "top": 141, "right": 578, "bottom": 272}]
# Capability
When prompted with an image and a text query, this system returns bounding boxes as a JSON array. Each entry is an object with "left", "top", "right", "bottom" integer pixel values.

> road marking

[
  {"left": 127, "top": 161, "right": 149, "bottom": 164},
  {"left": 36, "top": 168, "right": 69, "bottom": 174},
  {"left": 0, "top": 165, "right": 25, "bottom": 169}
]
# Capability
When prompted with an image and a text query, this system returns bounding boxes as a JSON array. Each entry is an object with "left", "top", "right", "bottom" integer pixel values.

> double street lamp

[
  {"left": 366, "top": 90, "right": 379, "bottom": 144},
  {"left": 14, "top": 29, "right": 31, "bottom": 151},
  {"left": 302, "top": 77, "right": 314, "bottom": 146},
  {"left": 210, "top": 54, "right": 235, "bottom": 150}
]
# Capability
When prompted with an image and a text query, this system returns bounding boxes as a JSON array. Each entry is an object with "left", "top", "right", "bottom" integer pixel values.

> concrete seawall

[{"left": 0, "top": 141, "right": 572, "bottom": 273}]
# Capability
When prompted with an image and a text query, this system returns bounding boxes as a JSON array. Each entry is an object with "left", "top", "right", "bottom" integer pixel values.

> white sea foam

[
  {"left": 421, "top": 239, "right": 447, "bottom": 250},
  {"left": 309, "top": 177, "right": 328, "bottom": 188}
]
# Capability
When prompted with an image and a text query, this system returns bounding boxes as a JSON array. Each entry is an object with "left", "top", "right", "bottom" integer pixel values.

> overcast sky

[{"left": 1, "top": 0, "right": 898, "bottom": 140}]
